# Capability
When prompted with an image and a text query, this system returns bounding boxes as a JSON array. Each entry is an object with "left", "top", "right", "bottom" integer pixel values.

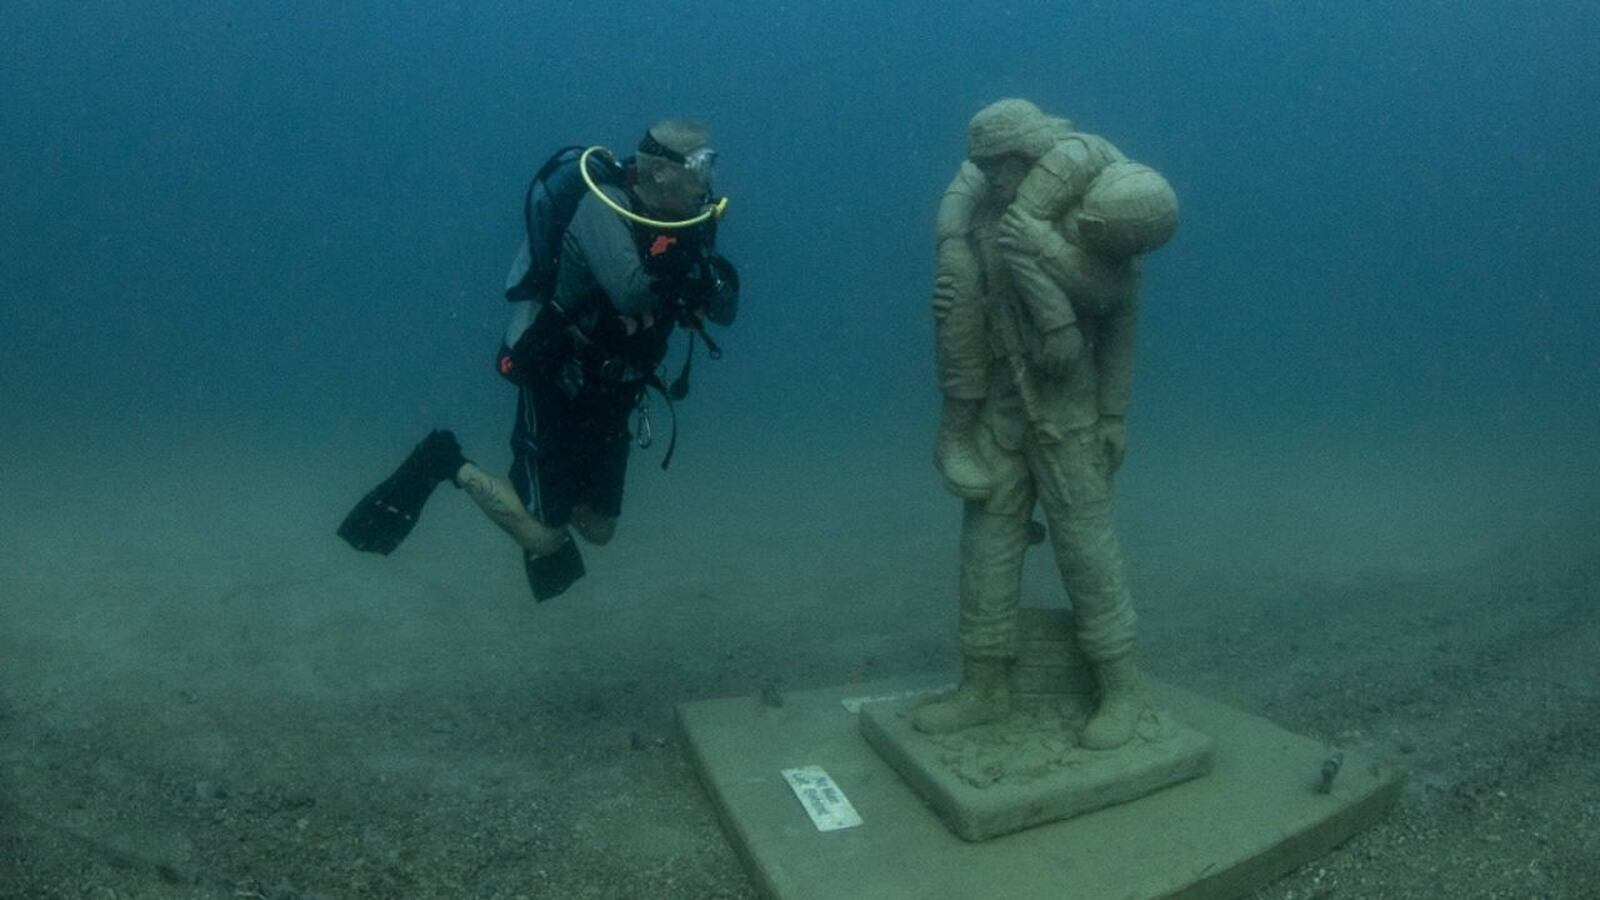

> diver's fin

[
  {"left": 337, "top": 430, "right": 466, "bottom": 555},
  {"left": 524, "top": 540, "right": 585, "bottom": 601}
]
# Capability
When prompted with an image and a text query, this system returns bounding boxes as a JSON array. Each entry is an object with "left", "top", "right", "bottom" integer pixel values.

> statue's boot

[
  {"left": 1080, "top": 655, "right": 1147, "bottom": 750},
  {"left": 934, "top": 397, "right": 994, "bottom": 500},
  {"left": 913, "top": 657, "right": 1011, "bottom": 734}
]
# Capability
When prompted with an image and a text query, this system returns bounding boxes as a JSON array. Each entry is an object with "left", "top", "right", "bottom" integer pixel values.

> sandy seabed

[{"left": 2, "top": 428, "right": 1596, "bottom": 900}]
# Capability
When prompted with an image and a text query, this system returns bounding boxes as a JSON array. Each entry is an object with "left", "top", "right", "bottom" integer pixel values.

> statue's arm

[
  {"left": 1096, "top": 292, "right": 1139, "bottom": 417},
  {"left": 996, "top": 205, "right": 1078, "bottom": 336},
  {"left": 1014, "top": 134, "right": 1127, "bottom": 220},
  {"left": 997, "top": 138, "right": 1123, "bottom": 336},
  {"left": 933, "top": 161, "right": 985, "bottom": 320}
]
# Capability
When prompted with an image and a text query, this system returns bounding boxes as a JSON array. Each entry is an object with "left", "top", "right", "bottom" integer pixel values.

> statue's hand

[
  {"left": 1035, "top": 325, "right": 1084, "bottom": 377},
  {"left": 931, "top": 273, "right": 960, "bottom": 319},
  {"left": 1097, "top": 415, "right": 1128, "bottom": 474},
  {"left": 996, "top": 205, "right": 1056, "bottom": 258}
]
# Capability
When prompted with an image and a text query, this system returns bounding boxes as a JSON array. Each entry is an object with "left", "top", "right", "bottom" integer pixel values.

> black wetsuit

[{"left": 498, "top": 184, "right": 737, "bottom": 527}]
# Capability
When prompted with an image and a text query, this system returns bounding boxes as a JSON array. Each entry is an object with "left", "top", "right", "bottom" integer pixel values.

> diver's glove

[
  {"left": 705, "top": 253, "right": 738, "bottom": 300},
  {"left": 337, "top": 430, "right": 467, "bottom": 555},
  {"left": 675, "top": 253, "right": 738, "bottom": 326}
]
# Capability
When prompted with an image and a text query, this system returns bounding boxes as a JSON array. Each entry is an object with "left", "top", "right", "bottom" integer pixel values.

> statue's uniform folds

[{"left": 959, "top": 177, "right": 1139, "bottom": 666}]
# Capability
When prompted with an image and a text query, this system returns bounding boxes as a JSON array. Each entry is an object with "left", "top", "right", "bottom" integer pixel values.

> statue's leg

[
  {"left": 1032, "top": 429, "right": 1144, "bottom": 749},
  {"left": 934, "top": 395, "right": 994, "bottom": 500},
  {"left": 915, "top": 433, "right": 1032, "bottom": 734},
  {"left": 933, "top": 241, "right": 995, "bottom": 500}
]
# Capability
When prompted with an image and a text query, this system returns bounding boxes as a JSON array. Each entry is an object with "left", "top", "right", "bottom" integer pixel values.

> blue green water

[
  {"left": 3, "top": 5, "right": 1599, "bottom": 897},
  {"left": 4, "top": 1, "right": 1595, "bottom": 468}
]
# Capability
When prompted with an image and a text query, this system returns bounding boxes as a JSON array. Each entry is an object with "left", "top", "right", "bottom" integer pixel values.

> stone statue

[{"left": 918, "top": 98, "right": 1179, "bottom": 750}]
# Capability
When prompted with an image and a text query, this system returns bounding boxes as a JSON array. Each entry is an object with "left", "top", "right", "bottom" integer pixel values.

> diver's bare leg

[
  {"left": 569, "top": 504, "right": 617, "bottom": 546},
  {"left": 453, "top": 462, "right": 569, "bottom": 557}
]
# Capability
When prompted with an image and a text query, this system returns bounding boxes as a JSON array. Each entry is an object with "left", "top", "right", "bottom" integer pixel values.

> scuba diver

[{"left": 337, "top": 120, "right": 739, "bottom": 601}]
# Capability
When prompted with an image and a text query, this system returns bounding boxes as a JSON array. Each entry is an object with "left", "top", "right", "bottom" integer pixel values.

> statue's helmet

[
  {"left": 967, "top": 98, "right": 1064, "bottom": 162},
  {"left": 1078, "top": 162, "right": 1179, "bottom": 257}
]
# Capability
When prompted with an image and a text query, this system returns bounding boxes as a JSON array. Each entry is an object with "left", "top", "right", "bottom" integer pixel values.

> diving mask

[
  {"left": 639, "top": 131, "right": 717, "bottom": 179},
  {"left": 682, "top": 147, "right": 717, "bottom": 178}
]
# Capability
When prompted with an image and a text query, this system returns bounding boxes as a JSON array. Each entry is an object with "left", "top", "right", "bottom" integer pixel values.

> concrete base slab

[
  {"left": 678, "top": 678, "right": 1403, "bottom": 900},
  {"left": 859, "top": 696, "right": 1215, "bottom": 841}
]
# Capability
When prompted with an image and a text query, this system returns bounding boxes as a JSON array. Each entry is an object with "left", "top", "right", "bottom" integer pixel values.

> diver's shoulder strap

[{"left": 506, "top": 145, "right": 627, "bottom": 303}]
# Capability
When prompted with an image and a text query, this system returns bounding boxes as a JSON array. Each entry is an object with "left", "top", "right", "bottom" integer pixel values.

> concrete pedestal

[
  {"left": 859, "top": 696, "right": 1214, "bottom": 841},
  {"left": 677, "top": 678, "right": 1402, "bottom": 900}
]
